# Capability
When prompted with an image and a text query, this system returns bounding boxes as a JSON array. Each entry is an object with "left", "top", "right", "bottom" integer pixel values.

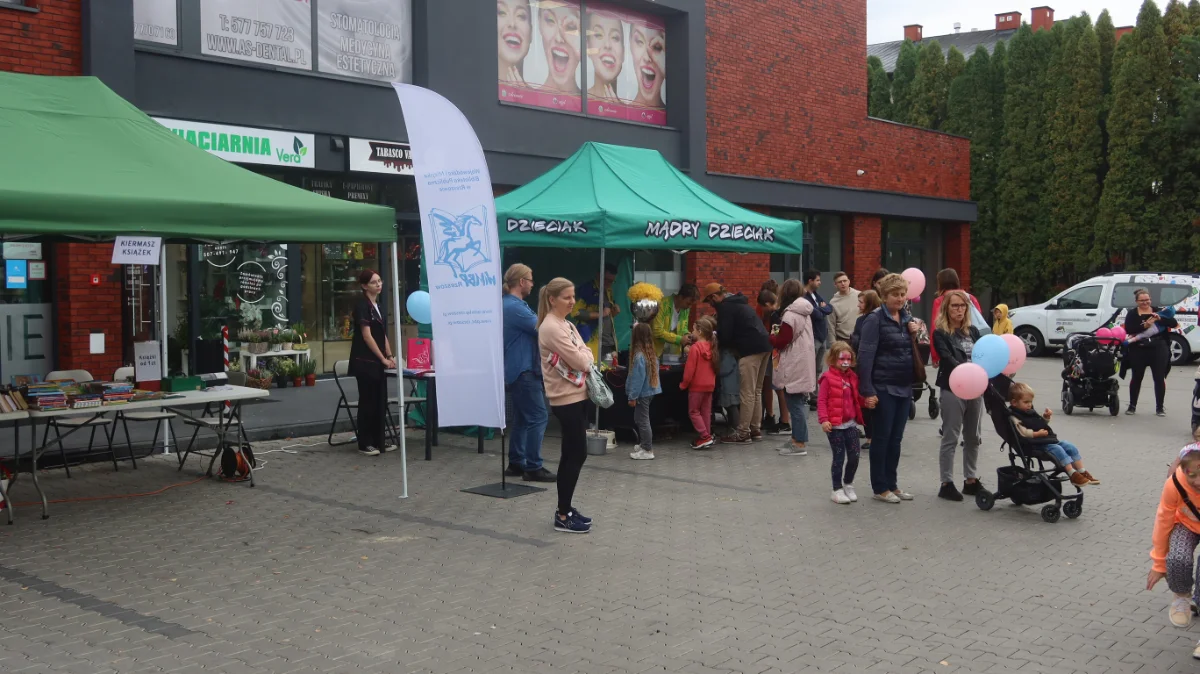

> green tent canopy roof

[
  {"left": 496, "top": 142, "right": 803, "bottom": 254},
  {"left": 0, "top": 72, "right": 395, "bottom": 242}
]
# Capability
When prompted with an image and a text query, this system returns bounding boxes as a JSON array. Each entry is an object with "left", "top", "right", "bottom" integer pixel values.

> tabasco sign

[{"left": 153, "top": 117, "right": 316, "bottom": 168}]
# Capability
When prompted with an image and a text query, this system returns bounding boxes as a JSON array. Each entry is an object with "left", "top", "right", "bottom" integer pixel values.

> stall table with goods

[{"left": 495, "top": 142, "right": 804, "bottom": 434}]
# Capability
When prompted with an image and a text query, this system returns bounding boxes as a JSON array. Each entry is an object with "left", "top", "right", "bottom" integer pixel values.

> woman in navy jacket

[{"left": 856, "top": 274, "right": 920, "bottom": 504}]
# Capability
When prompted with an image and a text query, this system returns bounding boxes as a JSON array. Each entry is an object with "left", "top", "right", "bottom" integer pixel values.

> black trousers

[
  {"left": 355, "top": 370, "right": 388, "bottom": 451},
  {"left": 552, "top": 400, "right": 590, "bottom": 515},
  {"left": 1128, "top": 343, "right": 1169, "bottom": 410}
]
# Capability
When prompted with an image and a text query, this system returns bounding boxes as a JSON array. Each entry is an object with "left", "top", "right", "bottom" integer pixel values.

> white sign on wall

[
  {"left": 318, "top": 0, "right": 412, "bottom": 83},
  {"left": 134, "top": 341, "right": 163, "bottom": 382},
  {"left": 200, "top": 0, "right": 312, "bottom": 70},
  {"left": 154, "top": 118, "right": 316, "bottom": 168},
  {"left": 133, "top": 0, "right": 179, "bottom": 46},
  {"left": 2, "top": 242, "right": 42, "bottom": 260},
  {"left": 112, "top": 237, "right": 163, "bottom": 266},
  {"left": 349, "top": 138, "right": 413, "bottom": 175}
]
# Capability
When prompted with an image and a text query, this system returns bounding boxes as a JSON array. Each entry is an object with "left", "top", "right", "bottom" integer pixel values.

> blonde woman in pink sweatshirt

[{"left": 538, "top": 277, "right": 596, "bottom": 534}]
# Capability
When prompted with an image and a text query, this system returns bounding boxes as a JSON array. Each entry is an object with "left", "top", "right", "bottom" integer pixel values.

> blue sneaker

[
  {"left": 568, "top": 508, "right": 592, "bottom": 526},
  {"left": 554, "top": 512, "right": 590, "bottom": 534}
]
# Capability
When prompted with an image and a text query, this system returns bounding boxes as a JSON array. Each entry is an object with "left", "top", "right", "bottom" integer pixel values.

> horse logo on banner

[{"left": 431, "top": 206, "right": 492, "bottom": 279}]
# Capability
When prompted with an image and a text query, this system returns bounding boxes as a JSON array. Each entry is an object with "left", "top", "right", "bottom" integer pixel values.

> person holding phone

[{"left": 1124, "top": 288, "right": 1178, "bottom": 416}]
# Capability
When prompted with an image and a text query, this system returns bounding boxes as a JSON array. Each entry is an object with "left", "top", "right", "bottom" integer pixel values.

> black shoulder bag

[{"left": 1173, "top": 474, "right": 1200, "bottom": 522}]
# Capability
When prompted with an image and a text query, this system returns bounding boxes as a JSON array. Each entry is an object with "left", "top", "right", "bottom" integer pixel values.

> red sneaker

[{"left": 691, "top": 435, "right": 715, "bottom": 450}]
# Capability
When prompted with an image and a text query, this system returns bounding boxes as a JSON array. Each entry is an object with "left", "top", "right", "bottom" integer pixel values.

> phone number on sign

[{"left": 218, "top": 14, "right": 297, "bottom": 42}]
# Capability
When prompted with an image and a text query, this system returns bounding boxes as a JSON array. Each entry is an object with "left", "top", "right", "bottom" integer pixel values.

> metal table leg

[{"left": 0, "top": 421, "right": 14, "bottom": 525}]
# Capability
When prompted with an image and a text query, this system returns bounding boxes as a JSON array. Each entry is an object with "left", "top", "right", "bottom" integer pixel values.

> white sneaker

[
  {"left": 843, "top": 484, "right": 858, "bottom": 502},
  {"left": 358, "top": 447, "right": 380, "bottom": 457},
  {"left": 778, "top": 443, "right": 808, "bottom": 456},
  {"left": 1171, "top": 597, "right": 1194, "bottom": 628},
  {"left": 630, "top": 450, "right": 655, "bottom": 460},
  {"left": 381, "top": 444, "right": 397, "bottom": 453},
  {"left": 831, "top": 489, "right": 851, "bottom": 504},
  {"left": 1193, "top": 639, "right": 1200, "bottom": 660}
]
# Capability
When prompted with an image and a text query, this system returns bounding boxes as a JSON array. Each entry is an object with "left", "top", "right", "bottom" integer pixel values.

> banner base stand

[
  {"left": 461, "top": 482, "right": 545, "bottom": 499},
  {"left": 462, "top": 429, "right": 544, "bottom": 499}
]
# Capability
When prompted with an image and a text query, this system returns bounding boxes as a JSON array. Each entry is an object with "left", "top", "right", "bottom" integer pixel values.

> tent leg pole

[
  {"left": 391, "top": 241, "right": 408, "bottom": 499},
  {"left": 595, "top": 248, "right": 605, "bottom": 431},
  {"left": 159, "top": 245, "right": 172, "bottom": 454}
]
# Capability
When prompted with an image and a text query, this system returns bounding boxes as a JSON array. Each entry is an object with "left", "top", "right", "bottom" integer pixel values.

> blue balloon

[
  {"left": 971, "top": 334, "right": 1009, "bottom": 378},
  {"left": 406, "top": 290, "right": 432, "bottom": 324}
]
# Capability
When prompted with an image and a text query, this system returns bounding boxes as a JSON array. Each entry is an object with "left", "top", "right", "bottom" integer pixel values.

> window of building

[
  {"left": 768, "top": 211, "right": 842, "bottom": 288},
  {"left": 633, "top": 251, "right": 683, "bottom": 295}
]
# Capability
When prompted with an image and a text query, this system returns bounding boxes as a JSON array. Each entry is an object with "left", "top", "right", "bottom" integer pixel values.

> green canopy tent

[
  {"left": 496, "top": 141, "right": 804, "bottom": 350},
  {"left": 0, "top": 72, "right": 414, "bottom": 495}
]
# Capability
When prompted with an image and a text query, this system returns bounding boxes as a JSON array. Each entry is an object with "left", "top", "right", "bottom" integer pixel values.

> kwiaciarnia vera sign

[{"left": 153, "top": 117, "right": 316, "bottom": 169}]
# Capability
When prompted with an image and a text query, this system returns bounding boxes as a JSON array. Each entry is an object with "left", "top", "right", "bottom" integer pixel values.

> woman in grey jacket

[{"left": 931, "top": 290, "right": 985, "bottom": 502}]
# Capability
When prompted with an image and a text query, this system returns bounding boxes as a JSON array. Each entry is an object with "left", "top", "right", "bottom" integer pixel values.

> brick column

[
  {"left": 842, "top": 214, "right": 883, "bottom": 290},
  {"left": 943, "top": 223, "right": 971, "bottom": 293},
  {"left": 686, "top": 252, "right": 771, "bottom": 318},
  {"left": 53, "top": 243, "right": 124, "bottom": 377}
]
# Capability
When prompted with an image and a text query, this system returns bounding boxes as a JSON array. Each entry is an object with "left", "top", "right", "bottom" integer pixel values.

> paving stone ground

[{"left": 1, "top": 356, "right": 1199, "bottom": 673}]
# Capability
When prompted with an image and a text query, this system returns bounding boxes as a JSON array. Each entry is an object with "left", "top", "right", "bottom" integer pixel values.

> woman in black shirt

[
  {"left": 349, "top": 269, "right": 397, "bottom": 456},
  {"left": 1124, "top": 288, "right": 1178, "bottom": 416}
]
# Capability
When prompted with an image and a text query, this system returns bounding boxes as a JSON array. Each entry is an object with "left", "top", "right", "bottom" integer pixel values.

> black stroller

[
  {"left": 909, "top": 319, "right": 940, "bottom": 421},
  {"left": 1060, "top": 332, "right": 1121, "bottom": 416},
  {"left": 975, "top": 374, "right": 1084, "bottom": 523}
]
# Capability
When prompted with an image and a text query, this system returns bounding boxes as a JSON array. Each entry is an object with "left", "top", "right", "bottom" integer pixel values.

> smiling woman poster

[
  {"left": 584, "top": 4, "right": 666, "bottom": 125},
  {"left": 497, "top": 0, "right": 582, "bottom": 113}
]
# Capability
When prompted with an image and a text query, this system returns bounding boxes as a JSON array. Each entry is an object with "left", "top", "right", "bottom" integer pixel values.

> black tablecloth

[{"left": 598, "top": 364, "right": 690, "bottom": 436}]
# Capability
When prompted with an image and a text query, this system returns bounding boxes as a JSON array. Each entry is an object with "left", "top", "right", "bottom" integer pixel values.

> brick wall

[
  {"left": 0, "top": 0, "right": 82, "bottom": 76},
  {"left": 842, "top": 215, "right": 883, "bottom": 290},
  {"left": 943, "top": 223, "right": 971, "bottom": 292},
  {"left": 705, "top": 0, "right": 971, "bottom": 202},
  {"left": 52, "top": 244, "right": 124, "bottom": 378}
]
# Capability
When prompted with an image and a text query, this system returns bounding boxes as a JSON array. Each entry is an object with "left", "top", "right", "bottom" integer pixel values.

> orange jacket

[{"left": 1151, "top": 466, "right": 1200, "bottom": 573}]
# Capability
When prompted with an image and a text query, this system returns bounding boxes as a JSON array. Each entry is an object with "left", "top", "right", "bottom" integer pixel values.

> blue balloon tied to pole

[
  {"left": 971, "top": 333, "right": 1009, "bottom": 378},
  {"left": 406, "top": 290, "right": 432, "bottom": 325}
]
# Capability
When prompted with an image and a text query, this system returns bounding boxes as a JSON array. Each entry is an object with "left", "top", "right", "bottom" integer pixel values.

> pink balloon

[
  {"left": 901, "top": 268, "right": 926, "bottom": 300},
  {"left": 1111, "top": 326, "right": 1127, "bottom": 342},
  {"left": 1000, "top": 333, "right": 1026, "bottom": 375},
  {"left": 949, "top": 363, "right": 989, "bottom": 400},
  {"left": 1095, "top": 327, "right": 1113, "bottom": 340}
]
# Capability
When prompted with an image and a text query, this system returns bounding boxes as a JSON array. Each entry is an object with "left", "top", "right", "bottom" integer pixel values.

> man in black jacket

[
  {"left": 703, "top": 283, "right": 773, "bottom": 444},
  {"left": 804, "top": 269, "right": 834, "bottom": 409}
]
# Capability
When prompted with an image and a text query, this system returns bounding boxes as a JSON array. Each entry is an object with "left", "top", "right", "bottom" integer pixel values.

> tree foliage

[
  {"left": 890, "top": 40, "right": 920, "bottom": 125},
  {"left": 867, "top": 56, "right": 892, "bottom": 119}
]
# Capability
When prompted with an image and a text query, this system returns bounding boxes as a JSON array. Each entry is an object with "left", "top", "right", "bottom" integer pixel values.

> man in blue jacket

[
  {"left": 502, "top": 264, "right": 555, "bottom": 482},
  {"left": 804, "top": 269, "right": 834, "bottom": 409}
]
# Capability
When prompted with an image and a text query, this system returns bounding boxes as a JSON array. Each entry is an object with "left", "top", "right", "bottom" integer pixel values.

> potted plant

[
  {"left": 290, "top": 323, "right": 309, "bottom": 351},
  {"left": 291, "top": 360, "right": 303, "bottom": 388},
  {"left": 271, "top": 359, "right": 290, "bottom": 387},
  {"left": 301, "top": 358, "right": 317, "bottom": 387},
  {"left": 270, "top": 329, "right": 283, "bottom": 352},
  {"left": 247, "top": 368, "right": 272, "bottom": 390},
  {"left": 282, "top": 329, "right": 296, "bottom": 351}
]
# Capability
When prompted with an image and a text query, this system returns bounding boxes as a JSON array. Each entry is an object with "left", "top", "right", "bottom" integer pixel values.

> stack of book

[
  {"left": 0, "top": 388, "right": 29, "bottom": 413},
  {"left": 131, "top": 389, "right": 165, "bottom": 402},
  {"left": 27, "top": 383, "right": 67, "bottom": 411},
  {"left": 97, "top": 382, "right": 135, "bottom": 406}
]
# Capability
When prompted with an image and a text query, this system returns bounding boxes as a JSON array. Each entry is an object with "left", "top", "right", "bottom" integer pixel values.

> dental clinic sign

[{"left": 154, "top": 118, "right": 315, "bottom": 168}]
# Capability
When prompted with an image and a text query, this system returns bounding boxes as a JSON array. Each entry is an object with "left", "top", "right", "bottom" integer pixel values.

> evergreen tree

[
  {"left": 945, "top": 46, "right": 967, "bottom": 83},
  {"left": 867, "top": 56, "right": 892, "bottom": 119},
  {"left": 1174, "top": 36, "right": 1200, "bottom": 267},
  {"left": 1189, "top": 0, "right": 1200, "bottom": 29},
  {"left": 996, "top": 24, "right": 1055, "bottom": 298},
  {"left": 1096, "top": 0, "right": 1172, "bottom": 270},
  {"left": 1046, "top": 16, "right": 1104, "bottom": 285},
  {"left": 1097, "top": 10, "right": 1117, "bottom": 97},
  {"left": 973, "top": 40, "right": 1008, "bottom": 297},
  {"left": 910, "top": 40, "right": 948, "bottom": 129},
  {"left": 891, "top": 40, "right": 920, "bottom": 125},
  {"left": 1156, "top": 2, "right": 1199, "bottom": 267}
]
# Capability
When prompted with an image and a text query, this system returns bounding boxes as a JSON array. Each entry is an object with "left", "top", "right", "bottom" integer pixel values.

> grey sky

[{"left": 867, "top": 0, "right": 1149, "bottom": 44}]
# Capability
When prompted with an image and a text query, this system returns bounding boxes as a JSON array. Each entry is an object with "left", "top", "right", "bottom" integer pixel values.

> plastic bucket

[{"left": 586, "top": 432, "right": 608, "bottom": 456}]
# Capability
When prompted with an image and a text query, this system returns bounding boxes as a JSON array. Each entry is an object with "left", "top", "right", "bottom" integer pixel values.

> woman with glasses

[
  {"left": 1124, "top": 288, "right": 1178, "bottom": 416},
  {"left": 931, "top": 290, "right": 985, "bottom": 501}
]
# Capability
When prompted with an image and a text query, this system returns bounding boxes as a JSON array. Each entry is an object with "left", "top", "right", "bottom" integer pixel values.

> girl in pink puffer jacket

[{"left": 818, "top": 341, "right": 866, "bottom": 505}]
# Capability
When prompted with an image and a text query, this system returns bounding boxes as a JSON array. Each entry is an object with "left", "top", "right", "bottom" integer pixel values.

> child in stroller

[
  {"left": 1061, "top": 331, "right": 1121, "bottom": 416},
  {"left": 975, "top": 375, "right": 1091, "bottom": 523},
  {"left": 1008, "top": 382, "right": 1099, "bottom": 487}
]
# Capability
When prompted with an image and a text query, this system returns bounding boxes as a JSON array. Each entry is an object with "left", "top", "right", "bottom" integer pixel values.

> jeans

[
  {"left": 688, "top": 391, "right": 713, "bottom": 437},
  {"left": 785, "top": 392, "right": 810, "bottom": 444},
  {"left": 869, "top": 392, "right": 910, "bottom": 494},
  {"left": 508, "top": 371, "right": 548, "bottom": 471},
  {"left": 813, "top": 342, "right": 828, "bottom": 399},
  {"left": 634, "top": 397, "right": 653, "bottom": 451},
  {"left": 737, "top": 353, "right": 771, "bottom": 434},
  {"left": 938, "top": 388, "right": 982, "bottom": 483},
  {"left": 1043, "top": 440, "right": 1082, "bottom": 467},
  {"left": 828, "top": 426, "right": 860, "bottom": 490},
  {"left": 552, "top": 400, "right": 590, "bottom": 515}
]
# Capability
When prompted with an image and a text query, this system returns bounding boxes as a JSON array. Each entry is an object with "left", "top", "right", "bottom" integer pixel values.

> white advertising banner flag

[
  {"left": 200, "top": 0, "right": 312, "bottom": 70},
  {"left": 134, "top": 0, "right": 179, "bottom": 46},
  {"left": 318, "top": 0, "right": 412, "bottom": 83},
  {"left": 392, "top": 84, "right": 505, "bottom": 430}
]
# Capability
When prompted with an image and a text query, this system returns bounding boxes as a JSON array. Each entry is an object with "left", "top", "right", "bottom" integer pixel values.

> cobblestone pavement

[{"left": 1, "top": 357, "right": 1199, "bottom": 673}]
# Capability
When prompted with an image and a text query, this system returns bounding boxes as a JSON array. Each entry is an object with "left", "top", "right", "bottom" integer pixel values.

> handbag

[
  {"left": 585, "top": 365, "right": 615, "bottom": 409},
  {"left": 910, "top": 330, "right": 928, "bottom": 384},
  {"left": 407, "top": 338, "right": 433, "bottom": 370}
]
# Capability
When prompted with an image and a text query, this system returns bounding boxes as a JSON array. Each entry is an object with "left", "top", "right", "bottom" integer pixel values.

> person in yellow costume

[
  {"left": 571, "top": 264, "right": 619, "bottom": 361},
  {"left": 652, "top": 284, "right": 700, "bottom": 357}
]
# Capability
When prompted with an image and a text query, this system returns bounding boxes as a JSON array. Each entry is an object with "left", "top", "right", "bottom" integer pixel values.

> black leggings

[
  {"left": 355, "top": 371, "right": 387, "bottom": 451},
  {"left": 552, "top": 400, "right": 590, "bottom": 515},
  {"left": 1128, "top": 343, "right": 1169, "bottom": 410}
]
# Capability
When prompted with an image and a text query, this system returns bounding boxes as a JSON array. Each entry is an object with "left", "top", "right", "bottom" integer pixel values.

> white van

[{"left": 1009, "top": 272, "right": 1200, "bottom": 365}]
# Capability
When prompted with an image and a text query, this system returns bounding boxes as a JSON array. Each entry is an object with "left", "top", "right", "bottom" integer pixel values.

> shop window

[
  {"left": 633, "top": 250, "right": 682, "bottom": 295},
  {"left": 0, "top": 242, "right": 53, "bottom": 380},
  {"left": 768, "top": 211, "right": 842, "bottom": 288},
  {"left": 320, "top": 243, "right": 382, "bottom": 342},
  {"left": 883, "top": 221, "right": 926, "bottom": 274},
  {"left": 196, "top": 243, "right": 291, "bottom": 339}
]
